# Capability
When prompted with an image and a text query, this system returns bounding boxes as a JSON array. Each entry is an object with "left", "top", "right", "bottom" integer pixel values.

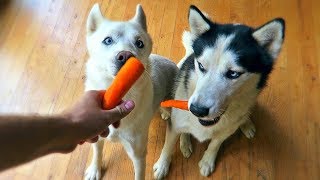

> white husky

[
  {"left": 153, "top": 5, "right": 285, "bottom": 178},
  {"left": 84, "top": 4, "right": 178, "bottom": 180}
]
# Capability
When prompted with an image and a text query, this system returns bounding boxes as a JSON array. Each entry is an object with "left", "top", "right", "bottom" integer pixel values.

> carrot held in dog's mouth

[
  {"left": 103, "top": 57, "right": 145, "bottom": 128},
  {"left": 161, "top": 100, "right": 189, "bottom": 111}
]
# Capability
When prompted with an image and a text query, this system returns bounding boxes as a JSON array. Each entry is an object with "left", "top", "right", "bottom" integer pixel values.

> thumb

[{"left": 102, "top": 100, "right": 135, "bottom": 124}]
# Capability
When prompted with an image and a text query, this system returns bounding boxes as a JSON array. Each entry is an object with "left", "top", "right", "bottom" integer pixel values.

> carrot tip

[{"left": 160, "top": 100, "right": 189, "bottom": 111}]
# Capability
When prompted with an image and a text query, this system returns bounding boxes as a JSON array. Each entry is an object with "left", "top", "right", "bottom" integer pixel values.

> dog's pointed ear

[
  {"left": 87, "top": 4, "right": 104, "bottom": 35},
  {"left": 188, "top": 5, "right": 210, "bottom": 35},
  {"left": 253, "top": 18, "right": 285, "bottom": 59},
  {"left": 130, "top": 4, "right": 147, "bottom": 31}
]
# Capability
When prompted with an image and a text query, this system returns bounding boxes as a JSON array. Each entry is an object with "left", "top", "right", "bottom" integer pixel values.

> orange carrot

[
  {"left": 103, "top": 57, "right": 145, "bottom": 127},
  {"left": 161, "top": 100, "right": 189, "bottom": 111}
]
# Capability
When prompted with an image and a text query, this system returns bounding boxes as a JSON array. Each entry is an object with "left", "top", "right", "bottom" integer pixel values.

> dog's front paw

[
  {"left": 160, "top": 107, "right": 170, "bottom": 121},
  {"left": 85, "top": 165, "right": 101, "bottom": 180},
  {"left": 161, "top": 112, "right": 170, "bottom": 120},
  {"left": 180, "top": 134, "right": 192, "bottom": 158},
  {"left": 240, "top": 120, "right": 256, "bottom": 139},
  {"left": 153, "top": 159, "right": 170, "bottom": 179},
  {"left": 198, "top": 157, "right": 215, "bottom": 177}
]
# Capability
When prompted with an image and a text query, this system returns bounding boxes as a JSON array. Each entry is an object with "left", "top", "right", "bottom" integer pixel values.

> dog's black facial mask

[{"left": 188, "top": 5, "right": 285, "bottom": 88}]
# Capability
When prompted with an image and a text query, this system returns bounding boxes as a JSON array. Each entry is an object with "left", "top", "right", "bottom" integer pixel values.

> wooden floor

[{"left": 0, "top": 0, "right": 319, "bottom": 179}]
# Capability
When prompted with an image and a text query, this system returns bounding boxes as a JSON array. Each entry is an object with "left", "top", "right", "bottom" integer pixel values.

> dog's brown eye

[
  {"left": 103, "top": 37, "right": 113, "bottom": 45},
  {"left": 226, "top": 70, "right": 243, "bottom": 79},
  {"left": 135, "top": 39, "right": 144, "bottom": 48}
]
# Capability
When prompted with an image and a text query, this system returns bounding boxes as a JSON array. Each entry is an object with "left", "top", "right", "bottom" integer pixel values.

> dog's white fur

[
  {"left": 84, "top": 4, "right": 177, "bottom": 180},
  {"left": 153, "top": 8, "right": 284, "bottom": 178}
]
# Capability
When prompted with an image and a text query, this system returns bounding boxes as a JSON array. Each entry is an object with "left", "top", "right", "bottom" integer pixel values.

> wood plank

[{"left": 0, "top": 0, "right": 319, "bottom": 179}]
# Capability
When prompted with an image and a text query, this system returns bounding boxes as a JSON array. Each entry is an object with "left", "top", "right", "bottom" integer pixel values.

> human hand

[{"left": 60, "top": 90, "right": 134, "bottom": 150}]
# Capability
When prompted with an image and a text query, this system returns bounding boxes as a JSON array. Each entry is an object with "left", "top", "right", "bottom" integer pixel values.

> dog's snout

[
  {"left": 116, "top": 51, "right": 134, "bottom": 62},
  {"left": 190, "top": 104, "right": 209, "bottom": 117}
]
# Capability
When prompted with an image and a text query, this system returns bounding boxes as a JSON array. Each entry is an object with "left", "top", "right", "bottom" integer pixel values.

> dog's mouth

[
  {"left": 198, "top": 111, "right": 225, "bottom": 127},
  {"left": 198, "top": 116, "right": 221, "bottom": 126}
]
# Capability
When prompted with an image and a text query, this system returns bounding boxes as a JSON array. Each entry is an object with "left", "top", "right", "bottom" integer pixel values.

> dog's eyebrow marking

[
  {"left": 213, "top": 34, "right": 235, "bottom": 58},
  {"left": 110, "top": 29, "right": 123, "bottom": 37},
  {"left": 201, "top": 34, "right": 236, "bottom": 67},
  {"left": 214, "top": 34, "right": 235, "bottom": 63}
]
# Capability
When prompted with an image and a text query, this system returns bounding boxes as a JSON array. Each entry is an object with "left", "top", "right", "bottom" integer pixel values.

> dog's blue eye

[
  {"left": 226, "top": 70, "right": 243, "bottom": 79},
  {"left": 135, "top": 39, "right": 144, "bottom": 48},
  {"left": 103, "top": 37, "right": 113, "bottom": 45},
  {"left": 197, "top": 61, "right": 206, "bottom": 72}
]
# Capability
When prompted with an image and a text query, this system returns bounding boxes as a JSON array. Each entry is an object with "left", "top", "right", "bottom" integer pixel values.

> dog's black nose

[
  {"left": 190, "top": 104, "right": 209, "bottom": 117},
  {"left": 116, "top": 51, "right": 134, "bottom": 62}
]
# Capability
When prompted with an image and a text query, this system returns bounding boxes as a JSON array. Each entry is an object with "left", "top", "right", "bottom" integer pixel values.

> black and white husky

[{"left": 153, "top": 5, "right": 285, "bottom": 178}]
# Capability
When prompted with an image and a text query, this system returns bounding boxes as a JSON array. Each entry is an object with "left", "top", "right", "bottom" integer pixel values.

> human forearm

[
  {"left": 0, "top": 90, "right": 134, "bottom": 172},
  {"left": 0, "top": 114, "right": 73, "bottom": 171}
]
